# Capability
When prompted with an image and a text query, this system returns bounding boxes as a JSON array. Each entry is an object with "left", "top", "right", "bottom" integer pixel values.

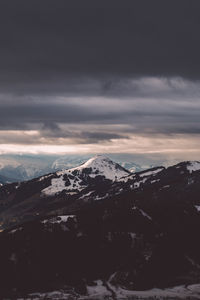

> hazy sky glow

[{"left": 1, "top": 0, "right": 200, "bottom": 159}]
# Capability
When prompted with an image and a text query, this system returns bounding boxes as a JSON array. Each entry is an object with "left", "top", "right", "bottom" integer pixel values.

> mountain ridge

[
  {"left": 1, "top": 156, "right": 200, "bottom": 297},
  {"left": 0, "top": 156, "right": 200, "bottom": 230}
]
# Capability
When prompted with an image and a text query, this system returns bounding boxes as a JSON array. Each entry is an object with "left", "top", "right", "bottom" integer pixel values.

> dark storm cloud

[
  {"left": 0, "top": 0, "right": 200, "bottom": 84},
  {"left": 0, "top": 102, "right": 123, "bottom": 128},
  {"left": 1, "top": 0, "right": 200, "bottom": 147},
  {"left": 0, "top": 129, "right": 126, "bottom": 145},
  {"left": 40, "top": 126, "right": 127, "bottom": 144},
  {"left": 1, "top": 95, "right": 200, "bottom": 137}
]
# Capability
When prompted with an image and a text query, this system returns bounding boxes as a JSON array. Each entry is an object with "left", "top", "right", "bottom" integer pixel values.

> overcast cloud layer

[{"left": 1, "top": 0, "right": 200, "bottom": 158}]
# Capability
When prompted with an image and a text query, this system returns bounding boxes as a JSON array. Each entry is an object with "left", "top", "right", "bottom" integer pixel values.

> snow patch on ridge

[
  {"left": 42, "top": 174, "right": 85, "bottom": 196},
  {"left": 139, "top": 167, "right": 164, "bottom": 177},
  {"left": 187, "top": 161, "right": 200, "bottom": 173},
  {"left": 195, "top": 205, "right": 200, "bottom": 212},
  {"left": 139, "top": 209, "right": 152, "bottom": 220},
  {"left": 28, "top": 283, "right": 200, "bottom": 299},
  {"left": 41, "top": 215, "right": 76, "bottom": 224}
]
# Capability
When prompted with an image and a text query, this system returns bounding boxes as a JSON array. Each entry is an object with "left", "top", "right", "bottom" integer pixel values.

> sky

[{"left": 1, "top": 0, "right": 200, "bottom": 160}]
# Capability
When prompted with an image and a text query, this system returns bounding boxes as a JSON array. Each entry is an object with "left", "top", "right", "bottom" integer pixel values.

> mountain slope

[
  {"left": 43, "top": 155, "right": 130, "bottom": 196},
  {"left": 1, "top": 158, "right": 200, "bottom": 297},
  {"left": 0, "top": 155, "right": 130, "bottom": 229},
  {"left": 1, "top": 158, "right": 200, "bottom": 230}
]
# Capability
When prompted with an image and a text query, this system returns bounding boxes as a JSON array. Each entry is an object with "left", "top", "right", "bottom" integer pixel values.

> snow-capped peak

[
  {"left": 42, "top": 155, "right": 130, "bottom": 196},
  {"left": 58, "top": 155, "right": 130, "bottom": 181}
]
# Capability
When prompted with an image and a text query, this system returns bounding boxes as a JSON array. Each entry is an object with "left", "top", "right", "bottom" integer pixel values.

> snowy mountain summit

[
  {"left": 42, "top": 155, "right": 130, "bottom": 196},
  {"left": 68, "top": 155, "right": 130, "bottom": 180}
]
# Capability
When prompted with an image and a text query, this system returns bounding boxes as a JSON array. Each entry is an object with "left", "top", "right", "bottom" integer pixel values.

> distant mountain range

[
  {"left": 0, "top": 174, "right": 16, "bottom": 185},
  {"left": 0, "top": 154, "right": 172, "bottom": 183},
  {"left": 1, "top": 155, "right": 200, "bottom": 298}
]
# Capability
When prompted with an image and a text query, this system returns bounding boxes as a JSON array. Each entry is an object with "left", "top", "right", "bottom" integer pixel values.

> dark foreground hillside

[{"left": 1, "top": 156, "right": 200, "bottom": 298}]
